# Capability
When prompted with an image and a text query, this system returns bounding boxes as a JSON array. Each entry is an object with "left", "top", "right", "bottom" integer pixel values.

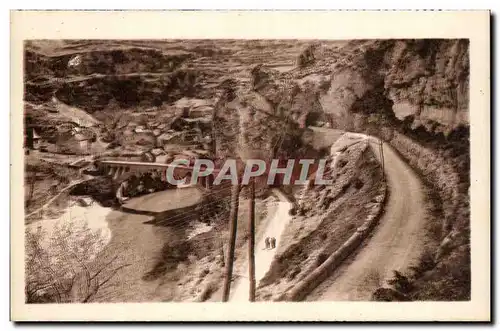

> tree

[
  {"left": 25, "top": 168, "right": 38, "bottom": 208},
  {"left": 212, "top": 209, "right": 230, "bottom": 267},
  {"left": 25, "top": 220, "right": 129, "bottom": 303},
  {"left": 297, "top": 44, "right": 316, "bottom": 68}
]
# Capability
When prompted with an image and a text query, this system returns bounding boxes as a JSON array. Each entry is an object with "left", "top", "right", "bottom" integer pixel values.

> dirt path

[
  {"left": 307, "top": 138, "right": 428, "bottom": 301},
  {"left": 229, "top": 189, "right": 292, "bottom": 301}
]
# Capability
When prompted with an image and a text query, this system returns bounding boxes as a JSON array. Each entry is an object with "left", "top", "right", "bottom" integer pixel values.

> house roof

[
  {"left": 74, "top": 133, "right": 90, "bottom": 141},
  {"left": 155, "top": 154, "right": 174, "bottom": 164},
  {"left": 158, "top": 132, "right": 183, "bottom": 142},
  {"left": 32, "top": 129, "right": 41, "bottom": 139},
  {"left": 190, "top": 105, "right": 214, "bottom": 113},
  {"left": 73, "top": 129, "right": 95, "bottom": 141},
  {"left": 179, "top": 150, "right": 199, "bottom": 159},
  {"left": 151, "top": 148, "right": 165, "bottom": 156},
  {"left": 174, "top": 97, "right": 212, "bottom": 109}
]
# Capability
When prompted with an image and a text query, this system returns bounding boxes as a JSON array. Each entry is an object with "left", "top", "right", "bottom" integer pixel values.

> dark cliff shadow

[{"left": 118, "top": 203, "right": 201, "bottom": 227}]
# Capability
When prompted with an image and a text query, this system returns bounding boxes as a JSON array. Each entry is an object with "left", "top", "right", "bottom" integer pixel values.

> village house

[
  {"left": 24, "top": 128, "right": 43, "bottom": 154},
  {"left": 154, "top": 153, "right": 174, "bottom": 164},
  {"left": 188, "top": 105, "right": 213, "bottom": 119},
  {"left": 73, "top": 128, "right": 96, "bottom": 154},
  {"left": 32, "top": 129, "right": 42, "bottom": 150},
  {"left": 157, "top": 131, "right": 184, "bottom": 146}
]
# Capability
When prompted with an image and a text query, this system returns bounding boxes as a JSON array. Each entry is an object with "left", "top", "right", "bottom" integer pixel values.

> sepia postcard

[{"left": 10, "top": 10, "right": 490, "bottom": 321}]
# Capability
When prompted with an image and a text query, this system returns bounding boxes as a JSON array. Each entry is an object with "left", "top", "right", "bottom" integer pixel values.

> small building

[
  {"left": 73, "top": 129, "right": 95, "bottom": 154},
  {"left": 155, "top": 153, "right": 174, "bottom": 164},
  {"left": 157, "top": 132, "right": 184, "bottom": 146},
  {"left": 151, "top": 148, "right": 165, "bottom": 157},
  {"left": 123, "top": 129, "right": 135, "bottom": 137},
  {"left": 189, "top": 105, "right": 214, "bottom": 119},
  {"left": 179, "top": 150, "right": 199, "bottom": 159},
  {"left": 134, "top": 126, "right": 146, "bottom": 133},
  {"left": 67, "top": 55, "right": 82, "bottom": 67},
  {"left": 74, "top": 134, "right": 91, "bottom": 153},
  {"left": 32, "top": 129, "right": 41, "bottom": 150}
]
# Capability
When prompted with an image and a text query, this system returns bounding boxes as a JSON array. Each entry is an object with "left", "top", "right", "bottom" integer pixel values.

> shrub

[
  {"left": 25, "top": 222, "right": 128, "bottom": 303},
  {"left": 387, "top": 270, "right": 413, "bottom": 294},
  {"left": 372, "top": 287, "right": 410, "bottom": 301},
  {"left": 409, "top": 249, "right": 436, "bottom": 278}
]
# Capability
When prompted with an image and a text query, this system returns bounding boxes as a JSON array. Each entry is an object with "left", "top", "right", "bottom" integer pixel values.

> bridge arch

[{"left": 205, "top": 174, "right": 215, "bottom": 189}]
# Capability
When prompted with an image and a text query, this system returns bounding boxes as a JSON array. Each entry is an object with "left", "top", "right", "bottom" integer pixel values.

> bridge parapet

[{"left": 97, "top": 160, "right": 216, "bottom": 189}]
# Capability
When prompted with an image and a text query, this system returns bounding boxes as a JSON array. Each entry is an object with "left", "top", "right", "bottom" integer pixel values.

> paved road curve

[{"left": 307, "top": 137, "right": 428, "bottom": 301}]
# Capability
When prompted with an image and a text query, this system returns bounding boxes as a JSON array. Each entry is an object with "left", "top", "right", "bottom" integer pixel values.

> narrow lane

[
  {"left": 229, "top": 189, "right": 292, "bottom": 301},
  {"left": 307, "top": 139, "right": 428, "bottom": 301}
]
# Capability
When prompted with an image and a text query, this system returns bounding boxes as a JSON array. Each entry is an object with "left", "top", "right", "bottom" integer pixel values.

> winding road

[{"left": 307, "top": 137, "right": 428, "bottom": 301}]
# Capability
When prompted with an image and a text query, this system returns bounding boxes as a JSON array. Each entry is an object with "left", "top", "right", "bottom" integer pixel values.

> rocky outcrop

[
  {"left": 24, "top": 45, "right": 205, "bottom": 110},
  {"left": 24, "top": 46, "right": 192, "bottom": 79},
  {"left": 384, "top": 40, "right": 469, "bottom": 130},
  {"left": 285, "top": 182, "right": 386, "bottom": 301},
  {"left": 322, "top": 39, "right": 469, "bottom": 135},
  {"left": 256, "top": 141, "right": 385, "bottom": 301}
]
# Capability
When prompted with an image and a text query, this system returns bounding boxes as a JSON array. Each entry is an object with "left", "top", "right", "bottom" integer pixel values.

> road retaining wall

[{"left": 283, "top": 178, "right": 387, "bottom": 301}]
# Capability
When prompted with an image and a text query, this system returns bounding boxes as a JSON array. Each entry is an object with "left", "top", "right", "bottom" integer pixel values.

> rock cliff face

[
  {"left": 385, "top": 40, "right": 469, "bottom": 126},
  {"left": 24, "top": 47, "right": 192, "bottom": 79},
  {"left": 314, "top": 39, "right": 469, "bottom": 135},
  {"left": 224, "top": 39, "right": 469, "bottom": 156},
  {"left": 214, "top": 73, "right": 314, "bottom": 162}
]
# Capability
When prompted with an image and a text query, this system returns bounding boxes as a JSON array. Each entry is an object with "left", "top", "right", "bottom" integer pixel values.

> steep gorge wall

[
  {"left": 325, "top": 40, "right": 470, "bottom": 300},
  {"left": 249, "top": 39, "right": 470, "bottom": 300},
  {"left": 24, "top": 47, "right": 206, "bottom": 110},
  {"left": 321, "top": 39, "right": 469, "bottom": 133},
  {"left": 384, "top": 40, "right": 469, "bottom": 129},
  {"left": 330, "top": 39, "right": 470, "bottom": 236},
  {"left": 249, "top": 39, "right": 470, "bottom": 233}
]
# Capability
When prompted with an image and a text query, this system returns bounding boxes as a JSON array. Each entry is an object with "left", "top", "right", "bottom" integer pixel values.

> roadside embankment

[
  {"left": 255, "top": 135, "right": 386, "bottom": 301},
  {"left": 285, "top": 180, "right": 386, "bottom": 301}
]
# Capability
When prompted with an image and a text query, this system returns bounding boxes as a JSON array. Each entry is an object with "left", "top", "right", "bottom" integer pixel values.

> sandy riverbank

[{"left": 26, "top": 198, "right": 113, "bottom": 253}]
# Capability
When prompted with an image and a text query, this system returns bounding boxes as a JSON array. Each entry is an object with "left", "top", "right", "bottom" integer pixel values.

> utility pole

[
  {"left": 379, "top": 139, "right": 385, "bottom": 180},
  {"left": 248, "top": 178, "right": 256, "bottom": 302},
  {"left": 211, "top": 107, "right": 217, "bottom": 157},
  {"left": 222, "top": 183, "right": 240, "bottom": 302}
]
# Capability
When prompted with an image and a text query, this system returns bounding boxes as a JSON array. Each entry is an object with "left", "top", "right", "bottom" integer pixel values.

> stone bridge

[{"left": 97, "top": 160, "right": 216, "bottom": 189}]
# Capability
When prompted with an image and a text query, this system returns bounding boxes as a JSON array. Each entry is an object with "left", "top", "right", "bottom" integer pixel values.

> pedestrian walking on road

[
  {"left": 270, "top": 237, "right": 276, "bottom": 249},
  {"left": 264, "top": 237, "right": 271, "bottom": 250}
]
